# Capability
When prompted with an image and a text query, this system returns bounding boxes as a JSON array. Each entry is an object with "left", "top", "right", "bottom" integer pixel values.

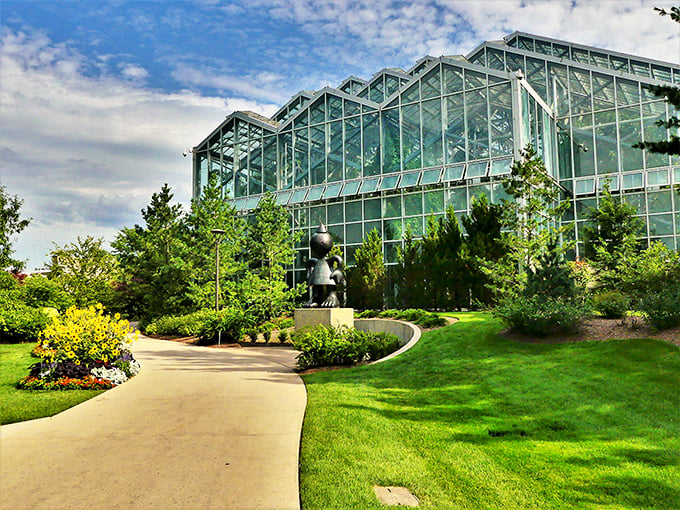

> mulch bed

[{"left": 502, "top": 317, "right": 680, "bottom": 348}]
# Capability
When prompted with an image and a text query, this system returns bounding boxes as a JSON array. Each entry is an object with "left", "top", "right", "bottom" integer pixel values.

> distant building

[{"left": 192, "top": 32, "right": 680, "bottom": 285}]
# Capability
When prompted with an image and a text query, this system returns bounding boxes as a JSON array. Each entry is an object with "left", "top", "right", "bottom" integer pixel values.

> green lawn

[
  {"left": 300, "top": 312, "right": 680, "bottom": 509},
  {"left": 0, "top": 343, "right": 104, "bottom": 425}
]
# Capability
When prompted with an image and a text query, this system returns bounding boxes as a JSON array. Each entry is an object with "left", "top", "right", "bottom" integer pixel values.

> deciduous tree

[{"left": 0, "top": 185, "right": 30, "bottom": 271}]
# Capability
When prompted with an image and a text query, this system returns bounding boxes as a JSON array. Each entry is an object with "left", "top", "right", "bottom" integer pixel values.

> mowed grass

[
  {"left": 0, "top": 343, "right": 104, "bottom": 425},
  {"left": 300, "top": 312, "right": 680, "bottom": 509}
]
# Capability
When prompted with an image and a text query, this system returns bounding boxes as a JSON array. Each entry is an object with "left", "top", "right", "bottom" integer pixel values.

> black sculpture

[{"left": 304, "top": 223, "right": 345, "bottom": 308}]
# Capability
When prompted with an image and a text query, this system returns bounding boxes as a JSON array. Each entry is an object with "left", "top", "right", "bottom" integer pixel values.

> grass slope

[
  {"left": 300, "top": 312, "right": 680, "bottom": 509},
  {"left": 0, "top": 343, "right": 104, "bottom": 425}
]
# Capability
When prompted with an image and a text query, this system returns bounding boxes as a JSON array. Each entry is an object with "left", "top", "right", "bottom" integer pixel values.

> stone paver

[{"left": 1, "top": 336, "right": 306, "bottom": 510}]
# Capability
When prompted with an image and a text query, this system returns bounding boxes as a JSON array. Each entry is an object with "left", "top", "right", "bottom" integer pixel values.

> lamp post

[
  {"left": 210, "top": 229, "right": 225, "bottom": 312},
  {"left": 211, "top": 229, "right": 225, "bottom": 345}
]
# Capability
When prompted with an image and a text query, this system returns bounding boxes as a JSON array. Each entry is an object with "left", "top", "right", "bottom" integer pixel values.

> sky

[{"left": 1, "top": 0, "right": 679, "bottom": 270}]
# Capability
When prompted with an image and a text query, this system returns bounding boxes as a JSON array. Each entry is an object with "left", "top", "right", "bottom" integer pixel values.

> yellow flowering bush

[{"left": 37, "top": 304, "right": 137, "bottom": 365}]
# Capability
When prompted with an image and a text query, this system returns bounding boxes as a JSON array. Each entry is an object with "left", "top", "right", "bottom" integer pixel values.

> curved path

[{"left": 1, "top": 336, "right": 307, "bottom": 510}]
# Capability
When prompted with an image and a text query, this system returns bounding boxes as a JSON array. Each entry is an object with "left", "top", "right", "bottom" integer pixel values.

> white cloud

[
  {"left": 0, "top": 26, "right": 278, "bottom": 269},
  {"left": 119, "top": 62, "right": 149, "bottom": 80}
]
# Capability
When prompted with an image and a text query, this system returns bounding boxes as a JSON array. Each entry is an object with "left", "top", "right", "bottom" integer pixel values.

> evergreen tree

[
  {"left": 500, "top": 145, "right": 573, "bottom": 290},
  {"left": 183, "top": 173, "right": 245, "bottom": 309},
  {"left": 347, "top": 229, "right": 385, "bottom": 310},
  {"left": 583, "top": 182, "right": 643, "bottom": 280},
  {"left": 462, "top": 194, "right": 507, "bottom": 306},
  {"left": 242, "top": 193, "right": 303, "bottom": 319},
  {"left": 395, "top": 227, "right": 424, "bottom": 309},
  {"left": 633, "top": 7, "right": 680, "bottom": 156},
  {"left": 112, "top": 184, "right": 189, "bottom": 318},
  {"left": 0, "top": 185, "right": 30, "bottom": 271},
  {"left": 525, "top": 235, "right": 576, "bottom": 299}
]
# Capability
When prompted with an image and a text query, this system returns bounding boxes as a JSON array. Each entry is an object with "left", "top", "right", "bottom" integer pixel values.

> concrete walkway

[{"left": 1, "top": 336, "right": 307, "bottom": 510}]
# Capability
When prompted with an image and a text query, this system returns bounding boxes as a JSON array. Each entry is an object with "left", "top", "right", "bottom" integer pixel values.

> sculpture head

[{"left": 310, "top": 222, "right": 333, "bottom": 258}]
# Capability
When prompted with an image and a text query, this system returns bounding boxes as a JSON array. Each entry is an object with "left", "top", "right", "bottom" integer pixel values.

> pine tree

[
  {"left": 395, "top": 227, "right": 424, "bottom": 309},
  {"left": 347, "top": 229, "right": 385, "bottom": 310},
  {"left": 462, "top": 194, "right": 507, "bottom": 306}
]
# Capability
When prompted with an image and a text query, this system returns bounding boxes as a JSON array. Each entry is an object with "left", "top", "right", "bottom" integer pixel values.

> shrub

[
  {"left": 591, "top": 291, "right": 630, "bottom": 319},
  {"left": 196, "top": 307, "right": 254, "bottom": 344},
  {"left": 19, "top": 275, "right": 74, "bottom": 312},
  {"left": 637, "top": 283, "right": 680, "bottom": 330},
  {"left": 358, "top": 308, "right": 446, "bottom": 328},
  {"left": 0, "top": 297, "right": 51, "bottom": 343},
  {"left": 292, "top": 325, "right": 401, "bottom": 370},
  {"left": 144, "top": 309, "right": 215, "bottom": 337},
  {"left": 493, "top": 295, "right": 588, "bottom": 337},
  {"left": 278, "top": 330, "right": 289, "bottom": 343}
]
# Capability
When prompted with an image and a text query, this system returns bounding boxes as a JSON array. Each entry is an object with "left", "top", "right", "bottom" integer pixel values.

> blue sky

[{"left": 1, "top": 0, "right": 678, "bottom": 270}]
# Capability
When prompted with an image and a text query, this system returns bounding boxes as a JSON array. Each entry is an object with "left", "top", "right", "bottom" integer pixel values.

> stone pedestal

[{"left": 294, "top": 308, "right": 354, "bottom": 331}]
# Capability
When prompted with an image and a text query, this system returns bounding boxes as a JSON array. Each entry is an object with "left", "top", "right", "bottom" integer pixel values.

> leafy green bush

[
  {"left": 591, "top": 291, "right": 630, "bottom": 319},
  {"left": 358, "top": 308, "right": 447, "bottom": 327},
  {"left": 197, "top": 307, "right": 254, "bottom": 344},
  {"left": 0, "top": 296, "right": 51, "bottom": 343},
  {"left": 637, "top": 283, "right": 680, "bottom": 330},
  {"left": 144, "top": 309, "right": 216, "bottom": 337},
  {"left": 292, "top": 325, "right": 401, "bottom": 370},
  {"left": 493, "top": 295, "right": 588, "bottom": 337},
  {"left": 19, "top": 275, "right": 74, "bottom": 312}
]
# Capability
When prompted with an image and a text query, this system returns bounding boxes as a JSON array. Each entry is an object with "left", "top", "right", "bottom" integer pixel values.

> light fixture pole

[
  {"left": 211, "top": 229, "right": 225, "bottom": 346},
  {"left": 210, "top": 229, "right": 225, "bottom": 312}
]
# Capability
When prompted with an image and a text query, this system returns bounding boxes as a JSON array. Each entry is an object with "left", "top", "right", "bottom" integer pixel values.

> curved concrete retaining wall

[{"left": 354, "top": 318, "right": 421, "bottom": 364}]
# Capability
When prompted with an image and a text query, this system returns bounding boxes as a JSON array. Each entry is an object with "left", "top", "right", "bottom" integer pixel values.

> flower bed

[{"left": 18, "top": 304, "right": 140, "bottom": 391}]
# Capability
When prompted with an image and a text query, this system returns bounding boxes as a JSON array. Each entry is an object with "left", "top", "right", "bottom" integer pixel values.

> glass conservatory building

[{"left": 192, "top": 32, "right": 680, "bottom": 285}]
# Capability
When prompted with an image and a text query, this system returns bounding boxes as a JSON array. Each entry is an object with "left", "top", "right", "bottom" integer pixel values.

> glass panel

[
  {"left": 465, "top": 70, "right": 486, "bottom": 89},
  {"left": 275, "top": 191, "right": 292, "bottom": 205},
  {"left": 345, "top": 201, "right": 362, "bottom": 222},
  {"left": 648, "top": 169, "right": 669, "bottom": 187},
  {"left": 490, "top": 158, "right": 512, "bottom": 176},
  {"left": 597, "top": 175, "right": 619, "bottom": 191},
  {"left": 422, "top": 99, "right": 443, "bottom": 167},
  {"left": 404, "top": 216, "right": 423, "bottom": 237},
  {"left": 360, "top": 177, "right": 380, "bottom": 193},
  {"left": 624, "top": 192, "right": 646, "bottom": 213},
  {"left": 289, "top": 188, "right": 308, "bottom": 204},
  {"left": 362, "top": 112, "right": 381, "bottom": 176},
  {"left": 346, "top": 223, "right": 363, "bottom": 243},
  {"left": 631, "top": 60, "right": 650, "bottom": 78},
  {"left": 622, "top": 172, "right": 644, "bottom": 189},
  {"left": 424, "top": 189, "right": 444, "bottom": 214},
  {"left": 245, "top": 196, "right": 261, "bottom": 210},
  {"left": 369, "top": 78, "right": 385, "bottom": 103},
  {"left": 310, "top": 125, "right": 325, "bottom": 185},
  {"left": 594, "top": 110, "right": 618, "bottom": 174},
  {"left": 404, "top": 193, "right": 423, "bottom": 216},
  {"left": 486, "top": 48, "right": 505, "bottom": 70},
  {"left": 648, "top": 190, "right": 672, "bottom": 213},
  {"left": 616, "top": 78, "right": 640, "bottom": 105},
  {"left": 344, "top": 116, "right": 361, "bottom": 180},
  {"left": 443, "top": 65, "right": 464, "bottom": 94},
  {"left": 572, "top": 48, "right": 590, "bottom": 64},
  {"left": 444, "top": 164, "right": 465, "bottom": 181},
  {"left": 399, "top": 171, "right": 421, "bottom": 188},
  {"left": 569, "top": 68, "right": 592, "bottom": 115},
  {"left": 447, "top": 187, "right": 467, "bottom": 211},
  {"left": 491, "top": 181, "right": 511, "bottom": 203},
  {"left": 364, "top": 198, "right": 381, "bottom": 220},
  {"left": 310, "top": 98, "right": 325, "bottom": 124},
  {"left": 467, "top": 161, "right": 488, "bottom": 178},
  {"left": 263, "top": 136, "right": 277, "bottom": 193},
  {"left": 618, "top": 106, "right": 644, "bottom": 171},
  {"left": 652, "top": 65, "right": 672, "bottom": 82},
  {"left": 421, "top": 168, "right": 442, "bottom": 185},
  {"left": 610, "top": 55, "right": 629, "bottom": 72},
  {"left": 328, "top": 95, "right": 343, "bottom": 120},
  {"left": 382, "top": 108, "right": 401, "bottom": 174},
  {"left": 384, "top": 219, "right": 403, "bottom": 241},
  {"left": 310, "top": 205, "right": 326, "bottom": 225},
  {"left": 402, "top": 103, "right": 422, "bottom": 170},
  {"left": 341, "top": 180, "right": 361, "bottom": 196},
  {"left": 469, "top": 183, "right": 492, "bottom": 202},
  {"left": 445, "top": 93, "right": 466, "bottom": 164},
  {"left": 572, "top": 123, "right": 595, "bottom": 177},
  {"left": 526, "top": 58, "right": 547, "bottom": 98},
  {"left": 466, "top": 88, "right": 489, "bottom": 160},
  {"left": 385, "top": 75, "right": 400, "bottom": 98},
  {"left": 592, "top": 73, "right": 615, "bottom": 111},
  {"left": 379, "top": 175, "right": 400, "bottom": 191},
  {"left": 488, "top": 83, "right": 513, "bottom": 157},
  {"left": 383, "top": 195, "right": 402, "bottom": 218},
  {"left": 306, "top": 186, "right": 325, "bottom": 201},
  {"left": 294, "top": 127, "right": 309, "bottom": 188},
  {"left": 328, "top": 203, "right": 343, "bottom": 224},
  {"left": 345, "top": 99, "right": 361, "bottom": 117},
  {"left": 402, "top": 82, "right": 420, "bottom": 103},
  {"left": 506, "top": 53, "right": 524, "bottom": 73},
  {"left": 643, "top": 102, "right": 669, "bottom": 169},
  {"left": 421, "top": 66, "right": 441, "bottom": 99},
  {"left": 322, "top": 182, "right": 343, "bottom": 199},
  {"left": 649, "top": 214, "right": 674, "bottom": 235},
  {"left": 575, "top": 178, "right": 595, "bottom": 195},
  {"left": 327, "top": 120, "right": 343, "bottom": 182}
]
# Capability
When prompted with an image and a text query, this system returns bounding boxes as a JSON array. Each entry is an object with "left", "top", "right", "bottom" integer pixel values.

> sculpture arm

[{"left": 327, "top": 254, "right": 344, "bottom": 270}]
